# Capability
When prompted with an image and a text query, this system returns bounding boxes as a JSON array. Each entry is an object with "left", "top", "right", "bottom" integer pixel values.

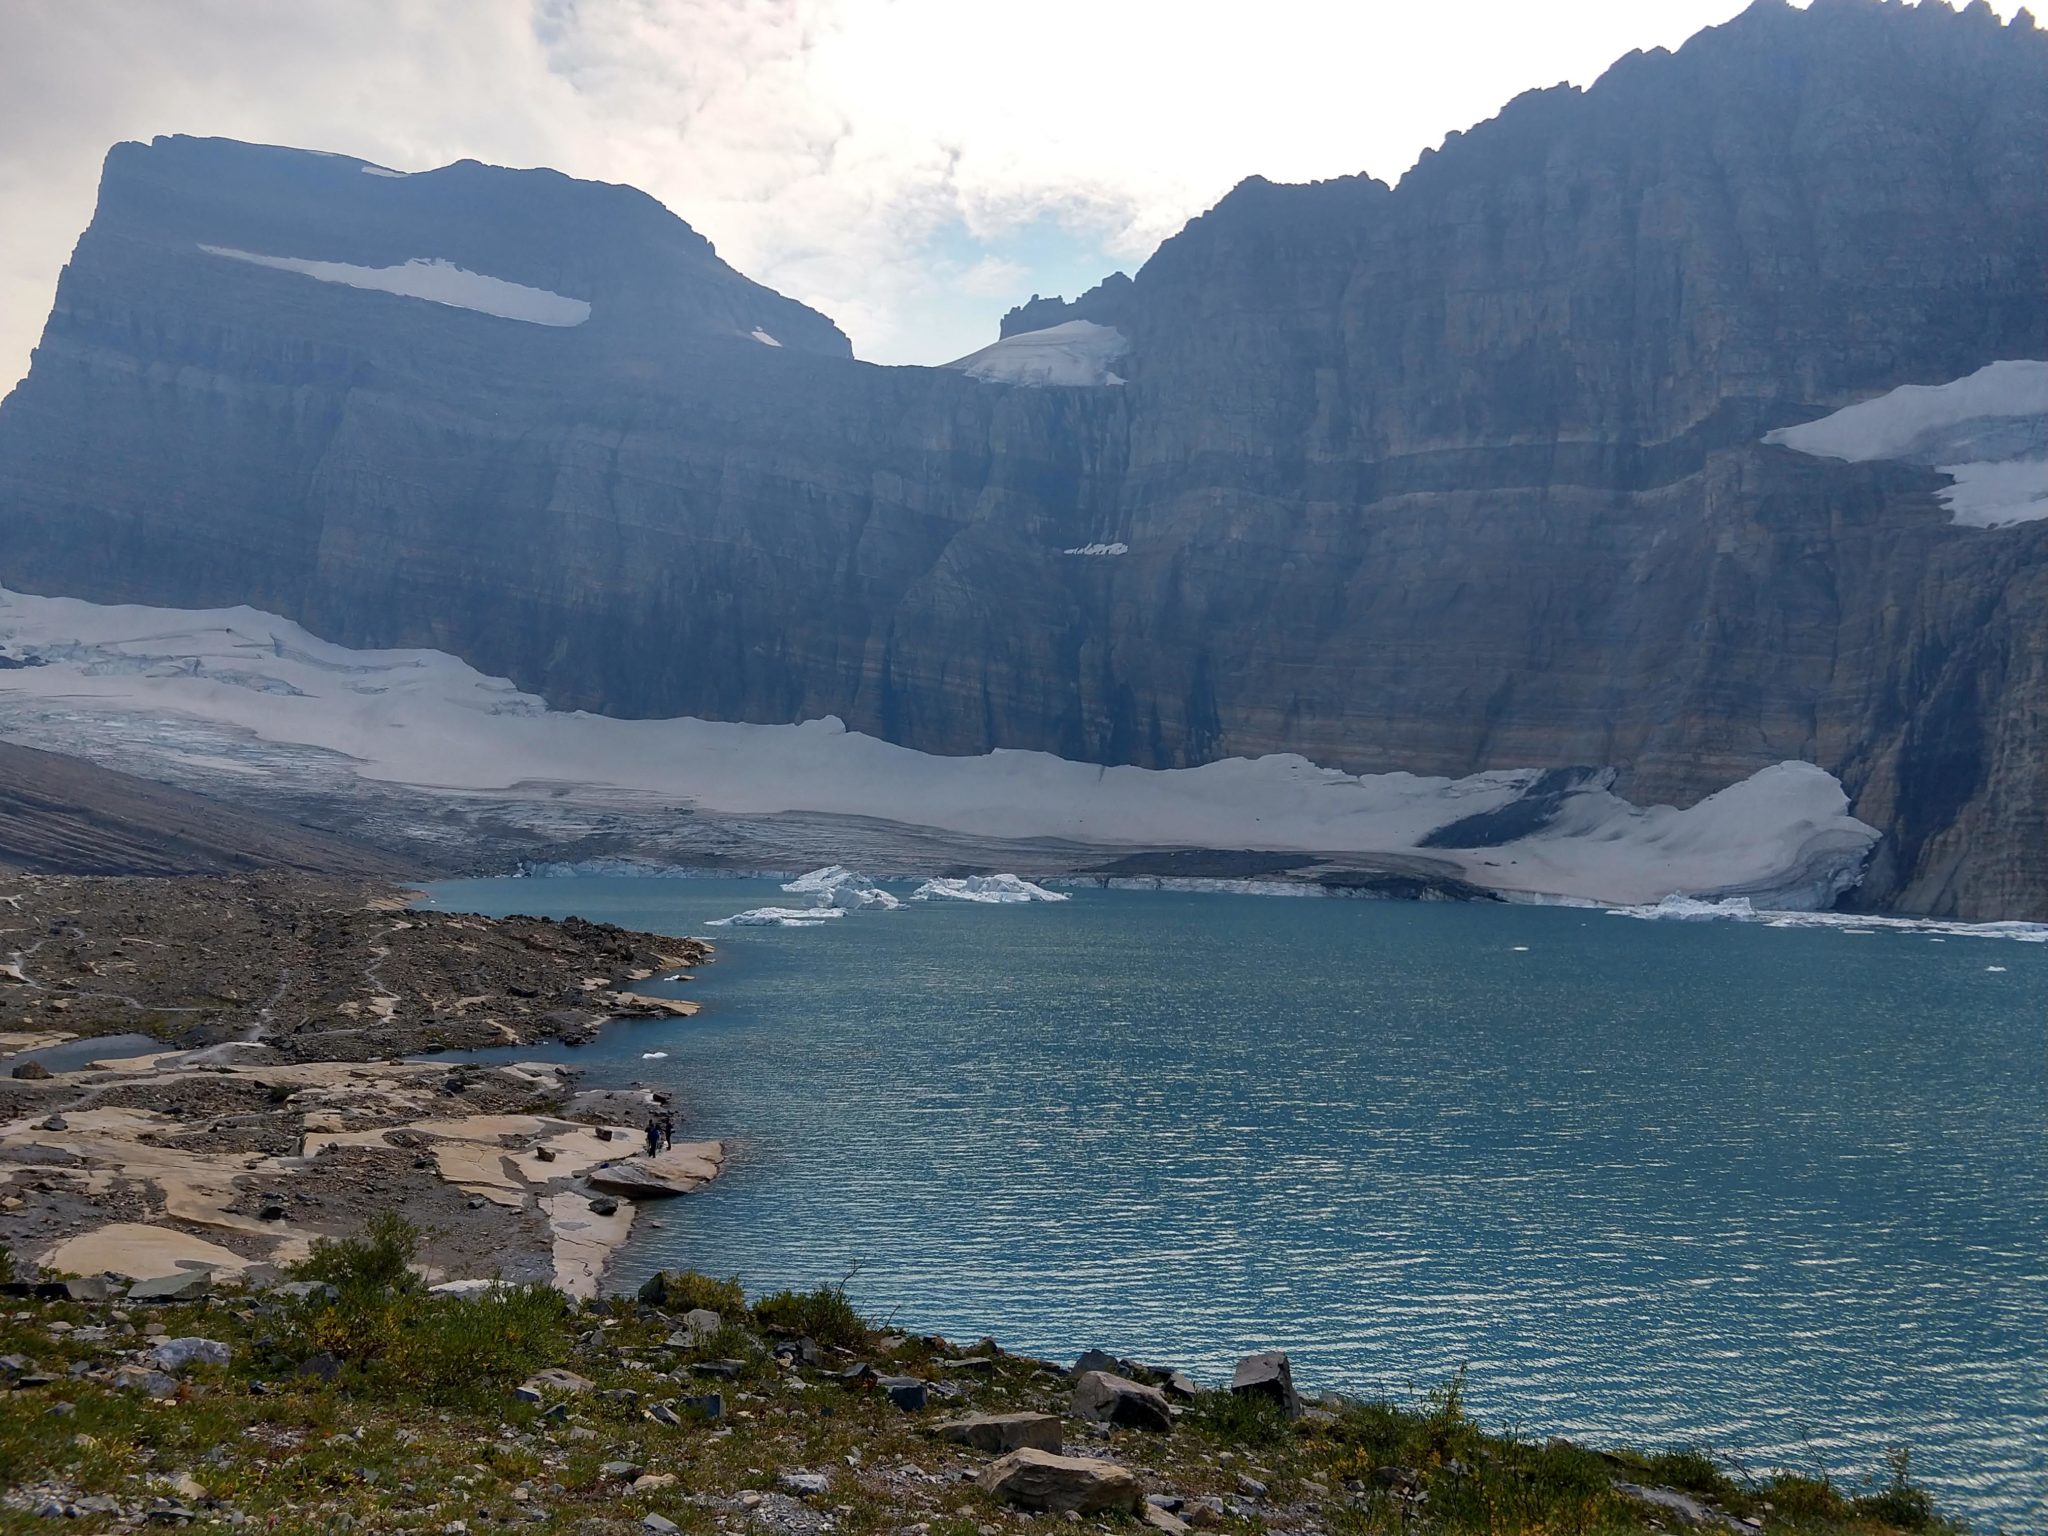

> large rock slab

[
  {"left": 1229, "top": 1351, "right": 1299, "bottom": 1417},
  {"left": 1073, "top": 1370, "right": 1173, "bottom": 1431},
  {"left": 933, "top": 1412, "right": 1063, "bottom": 1454},
  {"left": 978, "top": 1449, "right": 1142, "bottom": 1514}
]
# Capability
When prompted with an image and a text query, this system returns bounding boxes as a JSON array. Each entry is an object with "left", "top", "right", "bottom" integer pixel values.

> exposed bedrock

[{"left": 0, "top": 1, "right": 2044, "bottom": 916}]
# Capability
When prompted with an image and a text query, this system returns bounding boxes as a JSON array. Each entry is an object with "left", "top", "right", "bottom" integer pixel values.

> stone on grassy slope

[
  {"left": 1073, "top": 1369, "right": 1173, "bottom": 1431},
  {"left": 933, "top": 1411, "right": 1063, "bottom": 1454},
  {"left": 1229, "top": 1352, "right": 1299, "bottom": 1417},
  {"left": 978, "top": 1448, "right": 1143, "bottom": 1514}
]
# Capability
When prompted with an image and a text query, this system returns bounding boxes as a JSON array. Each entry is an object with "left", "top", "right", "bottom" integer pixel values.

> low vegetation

[{"left": 0, "top": 1218, "right": 1971, "bottom": 1535}]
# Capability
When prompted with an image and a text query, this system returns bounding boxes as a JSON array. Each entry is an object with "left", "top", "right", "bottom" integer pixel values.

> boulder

[
  {"left": 11, "top": 1060, "right": 51, "bottom": 1080},
  {"left": 1229, "top": 1352, "right": 1299, "bottom": 1417},
  {"left": 934, "top": 1411, "right": 1063, "bottom": 1454},
  {"left": 1072, "top": 1370, "right": 1173, "bottom": 1432},
  {"left": 111, "top": 1364, "right": 178, "bottom": 1398},
  {"left": 979, "top": 1449, "right": 1143, "bottom": 1514},
  {"left": 517, "top": 1367, "right": 593, "bottom": 1401},
  {"left": 61, "top": 1276, "right": 115, "bottom": 1303},
  {"left": 666, "top": 1308, "right": 721, "bottom": 1348},
  {"left": 877, "top": 1374, "right": 927, "bottom": 1412},
  {"left": 1143, "top": 1505, "right": 1193, "bottom": 1535},
  {"left": 127, "top": 1270, "right": 213, "bottom": 1303},
  {"left": 149, "top": 1337, "right": 231, "bottom": 1373},
  {"left": 776, "top": 1471, "right": 828, "bottom": 1497}
]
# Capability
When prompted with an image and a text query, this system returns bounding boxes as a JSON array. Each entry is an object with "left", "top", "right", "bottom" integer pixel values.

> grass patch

[{"left": 752, "top": 1277, "right": 869, "bottom": 1350}]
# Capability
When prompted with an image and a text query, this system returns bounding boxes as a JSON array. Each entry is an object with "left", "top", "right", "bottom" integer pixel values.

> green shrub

[
  {"left": 640, "top": 1269, "right": 748, "bottom": 1316},
  {"left": 1188, "top": 1388, "right": 1293, "bottom": 1448},
  {"left": 291, "top": 1210, "right": 421, "bottom": 1295},
  {"left": 271, "top": 1211, "right": 571, "bottom": 1407},
  {"left": 1850, "top": 1447, "right": 1943, "bottom": 1532},
  {"left": 1762, "top": 1470, "right": 1848, "bottom": 1522},
  {"left": 1636, "top": 1445, "right": 1737, "bottom": 1501},
  {"left": 752, "top": 1280, "right": 868, "bottom": 1349}
]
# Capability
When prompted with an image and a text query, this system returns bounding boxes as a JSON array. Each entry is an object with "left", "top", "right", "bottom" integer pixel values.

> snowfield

[
  {"left": 950, "top": 320, "right": 1129, "bottom": 387},
  {"left": 1765, "top": 359, "right": 2048, "bottom": 527},
  {"left": 0, "top": 588, "right": 1879, "bottom": 910},
  {"left": 198, "top": 245, "right": 592, "bottom": 327}
]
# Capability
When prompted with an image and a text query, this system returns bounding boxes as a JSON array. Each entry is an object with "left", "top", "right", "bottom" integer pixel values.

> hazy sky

[{"left": 0, "top": 0, "right": 2024, "bottom": 389}]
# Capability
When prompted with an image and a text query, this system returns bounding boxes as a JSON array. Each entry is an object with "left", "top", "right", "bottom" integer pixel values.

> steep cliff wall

[{"left": 0, "top": 0, "right": 2043, "bottom": 917}]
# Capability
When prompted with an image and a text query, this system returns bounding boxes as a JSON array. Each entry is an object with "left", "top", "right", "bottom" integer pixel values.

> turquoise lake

[{"left": 422, "top": 877, "right": 2046, "bottom": 1529}]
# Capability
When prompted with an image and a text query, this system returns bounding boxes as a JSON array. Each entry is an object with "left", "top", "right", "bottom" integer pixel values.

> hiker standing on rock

[{"left": 644, "top": 1118, "right": 661, "bottom": 1157}]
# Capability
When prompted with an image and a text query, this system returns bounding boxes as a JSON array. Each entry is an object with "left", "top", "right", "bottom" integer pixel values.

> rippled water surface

[{"left": 425, "top": 877, "right": 2046, "bottom": 1527}]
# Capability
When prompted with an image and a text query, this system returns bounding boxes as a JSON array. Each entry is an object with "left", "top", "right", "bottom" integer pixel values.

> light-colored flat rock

[{"left": 41, "top": 1222, "right": 251, "bottom": 1279}]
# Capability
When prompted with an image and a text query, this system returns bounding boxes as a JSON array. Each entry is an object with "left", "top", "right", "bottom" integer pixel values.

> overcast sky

[{"left": 0, "top": 0, "right": 2024, "bottom": 390}]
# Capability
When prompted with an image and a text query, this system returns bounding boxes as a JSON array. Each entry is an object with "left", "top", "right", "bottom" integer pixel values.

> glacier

[
  {"left": 1765, "top": 359, "right": 2048, "bottom": 527},
  {"left": 949, "top": 320, "right": 1129, "bottom": 387},
  {"left": 0, "top": 587, "right": 1881, "bottom": 910}
]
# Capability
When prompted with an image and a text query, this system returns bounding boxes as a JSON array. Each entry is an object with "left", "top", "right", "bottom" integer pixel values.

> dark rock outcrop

[{"left": 0, "top": 2, "right": 2043, "bottom": 916}]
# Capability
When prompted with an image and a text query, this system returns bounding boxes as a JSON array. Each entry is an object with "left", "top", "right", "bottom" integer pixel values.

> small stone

[
  {"left": 778, "top": 1471, "right": 829, "bottom": 1497},
  {"left": 647, "top": 1403, "right": 683, "bottom": 1426},
  {"left": 1142, "top": 1507, "right": 1191, "bottom": 1535},
  {"left": 1234, "top": 1474, "right": 1267, "bottom": 1498},
  {"left": 632, "top": 1473, "right": 677, "bottom": 1492},
  {"left": 297, "top": 1352, "right": 341, "bottom": 1382},
  {"left": 879, "top": 1375, "right": 927, "bottom": 1411},
  {"left": 642, "top": 1517, "right": 679, "bottom": 1535},
  {"left": 151, "top": 1337, "right": 231, "bottom": 1373},
  {"left": 112, "top": 1365, "right": 179, "bottom": 1398},
  {"left": 601, "top": 1460, "right": 643, "bottom": 1481},
  {"left": 588, "top": 1195, "right": 619, "bottom": 1216}
]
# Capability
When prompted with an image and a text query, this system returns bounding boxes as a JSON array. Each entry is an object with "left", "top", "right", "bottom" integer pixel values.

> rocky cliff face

[{"left": 1, "top": 0, "right": 2044, "bottom": 917}]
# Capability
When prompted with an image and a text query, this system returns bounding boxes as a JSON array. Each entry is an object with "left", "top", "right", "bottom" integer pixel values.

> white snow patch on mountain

[
  {"left": 1064, "top": 542, "right": 1129, "bottom": 557},
  {"left": 750, "top": 328, "right": 783, "bottom": 347},
  {"left": 950, "top": 320, "right": 1128, "bottom": 387},
  {"left": 360, "top": 166, "right": 407, "bottom": 178},
  {"left": 198, "top": 245, "right": 591, "bottom": 327},
  {"left": 0, "top": 588, "right": 1878, "bottom": 910},
  {"left": 1764, "top": 359, "right": 2048, "bottom": 527}
]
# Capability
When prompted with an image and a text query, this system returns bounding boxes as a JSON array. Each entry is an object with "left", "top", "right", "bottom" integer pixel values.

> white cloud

[{"left": 0, "top": 0, "right": 2031, "bottom": 390}]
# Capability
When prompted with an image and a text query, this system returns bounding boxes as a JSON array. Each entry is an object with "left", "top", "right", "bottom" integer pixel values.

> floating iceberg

[
  {"left": 1608, "top": 893, "right": 2048, "bottom": 943},
  {"left": 706, "top": 906, "right": 847, "bottom": 928},
  {"left": 910, "top": 874, "right": 1068, "bottom": 904},
  {"left": 781, "top": 866, "right": 902, "bottom": 911}
]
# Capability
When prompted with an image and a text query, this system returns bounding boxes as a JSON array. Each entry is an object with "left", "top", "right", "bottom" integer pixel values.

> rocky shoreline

[{"left": 0, "top": 871, "right": 724, "bottom": 1296}]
